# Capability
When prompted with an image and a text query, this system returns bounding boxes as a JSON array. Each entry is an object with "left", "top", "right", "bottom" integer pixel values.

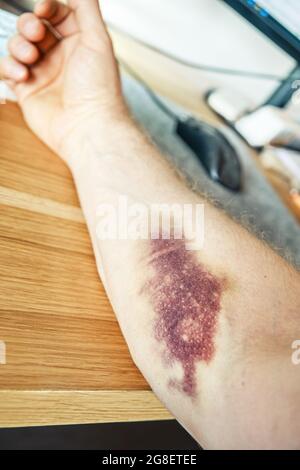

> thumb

[{"left": 69, "top": 0, "right": 107, "bottom": 35}]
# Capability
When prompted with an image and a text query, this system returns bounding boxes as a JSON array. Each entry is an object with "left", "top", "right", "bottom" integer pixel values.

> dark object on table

[
  {"left": 0, "top": 420, "right": 200, "bottom": 450},
  {"left": 176, "top": 118, "right": 242, "bottom": 192}
]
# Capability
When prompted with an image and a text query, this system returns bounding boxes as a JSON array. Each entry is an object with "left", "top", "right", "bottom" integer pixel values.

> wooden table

[
  {"left": 0, "top": 27, "right": 299, "bottom": 430},
  {"left": 0, "top": 102, "right": 171, "bottom": 428}
]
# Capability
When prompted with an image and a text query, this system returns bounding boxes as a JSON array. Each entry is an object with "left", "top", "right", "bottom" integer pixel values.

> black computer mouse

[{"left": 176, "top": 118, "right": 242, "bottom": 192}]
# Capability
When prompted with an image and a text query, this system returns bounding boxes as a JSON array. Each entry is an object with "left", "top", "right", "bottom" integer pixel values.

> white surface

[
  {"left": 0, "top": 9, "right": 17, "bottom": 102},
  {"left": 276, "top": 148, "right": 300, "bottom": 183},
  {"left": 101, "top": 0, "right": 296, "bottom": 106},
  {"left": 0, "top": 8, "right": 16, "bottom": 56},
  {"left": 235, "top": 106, "right": 299, "bottom": 147},
  {"left": 207, "top": 88, "right": 253, "bottom": 121}
]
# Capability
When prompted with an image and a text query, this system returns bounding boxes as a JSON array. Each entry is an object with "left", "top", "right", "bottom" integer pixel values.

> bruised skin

[{"left": 145, "top": 238, "right": 224, "bottom": 398}]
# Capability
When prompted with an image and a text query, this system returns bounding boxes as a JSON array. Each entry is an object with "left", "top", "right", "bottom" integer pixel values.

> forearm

[{"left": 62, "top": 116, "right": 300, "bottom": 449}]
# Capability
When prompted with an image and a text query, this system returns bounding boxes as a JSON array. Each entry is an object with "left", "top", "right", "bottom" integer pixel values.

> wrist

[{"left": 60, "top": 107, "right": 135, "bottom": 170}]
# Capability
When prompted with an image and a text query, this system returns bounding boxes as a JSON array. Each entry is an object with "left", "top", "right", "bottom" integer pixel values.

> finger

[
  {"left": 37, "top": 27, "right": 59, "bottom": 54},
  {"left": 8, "top": 35, "right": 40, "bottom": 65},
  {"left": 35, "top": 0, "right": 78, "bottom": 37},
  {"left": 17, "top": 13, "right": 47, "bottom": 43},
  {"left": 35, "top": 0, "right": 70, "bottom": 25},
  {"left": 69, "top": 0, "right": 107, "bottom": 35},
  {"left": 0, "top": 56, "right": 29, "bottom": 83},
  {"left": 18, "top": 12, "right": 60, "bottom": 55}
]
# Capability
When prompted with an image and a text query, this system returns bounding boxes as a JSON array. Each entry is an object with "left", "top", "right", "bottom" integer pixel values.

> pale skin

[{"left": 1, "top": 0, "right": 299, "bottom": 449}]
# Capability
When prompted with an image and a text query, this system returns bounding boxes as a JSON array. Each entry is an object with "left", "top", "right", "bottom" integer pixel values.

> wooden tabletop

[{"left": 0, "top": 102, "right": 171, "bottom": 428}]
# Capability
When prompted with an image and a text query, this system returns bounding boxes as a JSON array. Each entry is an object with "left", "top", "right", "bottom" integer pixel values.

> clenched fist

[{"left": 0, "top": 0, "right": 129, "bottom": 162}]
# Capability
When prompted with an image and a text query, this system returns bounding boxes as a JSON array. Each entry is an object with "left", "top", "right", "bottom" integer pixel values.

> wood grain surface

[{"left": 0, "top": 102, "right": 172, "bottom": 427}]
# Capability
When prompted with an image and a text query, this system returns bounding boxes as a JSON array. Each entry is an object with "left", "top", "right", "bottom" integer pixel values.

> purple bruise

[{"left": 146, "top": 238, "right": 223, "bottom": 398}]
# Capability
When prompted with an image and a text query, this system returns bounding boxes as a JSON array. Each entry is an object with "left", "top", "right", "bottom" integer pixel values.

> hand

[{"left": 0, "top": 0, "right": 129, "bottom": 163}]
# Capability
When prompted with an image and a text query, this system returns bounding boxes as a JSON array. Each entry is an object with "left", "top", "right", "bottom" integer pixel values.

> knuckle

[
  {"left": 7, "top": 35, "right": 22, "bottom": 54},
  {"left": 17, "top": 12, "right": 35, "bottom": 28}
]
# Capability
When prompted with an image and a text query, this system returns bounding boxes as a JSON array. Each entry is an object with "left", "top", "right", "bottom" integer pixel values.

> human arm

[{"left": 1, "top": 0, "right": 300, "bottom": 449}]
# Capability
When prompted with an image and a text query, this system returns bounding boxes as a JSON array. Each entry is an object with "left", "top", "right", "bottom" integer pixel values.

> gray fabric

[{"left": 122, "top": 73, "right": 300, "bottom": 267}]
